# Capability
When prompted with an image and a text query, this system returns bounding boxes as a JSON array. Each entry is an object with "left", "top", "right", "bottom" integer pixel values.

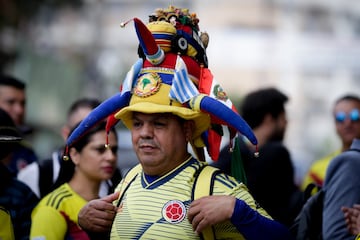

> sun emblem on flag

[
  {"left": 134, "top": 72, "right": 162, "bottom": 97},
  {"left": 162, "top": 200, "right": 186, "bottom": 224}
]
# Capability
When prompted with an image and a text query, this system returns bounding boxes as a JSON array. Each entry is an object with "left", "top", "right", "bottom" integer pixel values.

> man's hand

[
  {"left": 342, "top": 204, "right": 360, "bottom": 235},
  {"left": 188, "top": 195, "right": 235, "bottom": 234},
  {"left": 78, "top": 191, "right": 120, "bottom": 233}
]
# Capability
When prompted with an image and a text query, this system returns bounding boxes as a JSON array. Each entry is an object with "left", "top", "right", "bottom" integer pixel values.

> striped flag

[
  {"left": 169, "top": 56, "right": 199, "bottom": 103},
  {"left": 121, "top": 59, "right": 143, "bottom": 95}
]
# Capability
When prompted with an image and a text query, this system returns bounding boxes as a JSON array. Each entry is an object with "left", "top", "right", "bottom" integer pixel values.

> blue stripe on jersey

[
  {"left": 141, "top": 156, "right": 199, "bottom": 189},
  {"left": 215, "top": 173, "right": 241, "bottom": 189}
]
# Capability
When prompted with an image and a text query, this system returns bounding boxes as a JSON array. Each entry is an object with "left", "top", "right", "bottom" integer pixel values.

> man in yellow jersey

[
  {"left": 67, "top": 5, "right": 291, "bottom": 239},
  {"left": 75, "top": 79, "right": 291, "bottom": 239},
  {"left": 302, "top": 94, "right": 360, "bottom": 190}
]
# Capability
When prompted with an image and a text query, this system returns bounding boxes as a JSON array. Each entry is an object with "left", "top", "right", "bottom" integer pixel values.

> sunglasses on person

[{"left": 335, "top": 109, "right": 360, "bottom": 123}]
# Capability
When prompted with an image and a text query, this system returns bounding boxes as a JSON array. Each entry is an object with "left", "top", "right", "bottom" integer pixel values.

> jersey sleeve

[
  {"left": 213, "top": 173, "right": 271, "bottom": 218},
  {"left": 212, "top": 173, "right": 291, "bottom": 239},
  {"left": 30, "top": 205, "right": 67, "bottom": 240}
]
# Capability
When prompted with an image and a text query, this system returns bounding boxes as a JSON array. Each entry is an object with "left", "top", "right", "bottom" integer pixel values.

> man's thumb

[{"left": 102, "top": 191, "right": 120, "bottom": 203}]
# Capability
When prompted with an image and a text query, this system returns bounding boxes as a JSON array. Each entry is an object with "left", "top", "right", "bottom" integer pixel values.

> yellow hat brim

[{"left": 115, "top": 101, "right": 210, "bottom": 140}]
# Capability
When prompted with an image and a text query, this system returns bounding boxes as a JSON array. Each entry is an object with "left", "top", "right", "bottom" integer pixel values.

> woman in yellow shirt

[{"left": 30, "top": 121, "right": 118, "bottom": 240}]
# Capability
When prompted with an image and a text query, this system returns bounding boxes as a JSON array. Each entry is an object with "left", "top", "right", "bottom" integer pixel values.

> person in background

[
  {"left": 322, "top": 138, "right": 360, "bottom": 239},
  {"left": 30, "top": 121, "right": 118, "bottom": 239},
  {"left": 0, "top": 74, "right": 38, "bottom": 175},
  {"left": 302, "top": 94, "right": 360, "bottom": 190},
  {"left": 212, "top": 87, "right": 303, "bottom": 227},
  {"left": 18, "top": 98, "right": 122, "bottom": 199},
  {"left": 342, "top": 203, "right": 360, "bottom": 237},
  {"left": 0, "top": 108, "right": 39, "bottom": 240}
]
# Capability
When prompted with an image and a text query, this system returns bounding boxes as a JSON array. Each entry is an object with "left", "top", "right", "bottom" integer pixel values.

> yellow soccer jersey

[
  {"left": 301, "top": 150, "right": 340, "bottom": 191},
  {"left": 30, "top": 183, "right": 89, "bottom": 240},
  {"left": 111, "top": 157, "right": 271, "bottom": 239}
]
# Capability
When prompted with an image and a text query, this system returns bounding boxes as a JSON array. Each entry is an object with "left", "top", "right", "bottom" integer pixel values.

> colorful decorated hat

[
  {"left": 115, "top": 76, "right": 210, "bottom": 141},
  {"left": 66, "top": 5, "right": 257, "bottom": 163}
]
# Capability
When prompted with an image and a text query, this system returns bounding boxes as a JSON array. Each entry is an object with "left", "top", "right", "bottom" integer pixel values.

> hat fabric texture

[{"left": 115, "top": 76, "right": 210, "bottom": 140}]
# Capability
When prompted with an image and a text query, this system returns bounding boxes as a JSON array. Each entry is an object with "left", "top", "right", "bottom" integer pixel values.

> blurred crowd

[{"left": 1, "top": 3, "right": 360, "bottom": 239}]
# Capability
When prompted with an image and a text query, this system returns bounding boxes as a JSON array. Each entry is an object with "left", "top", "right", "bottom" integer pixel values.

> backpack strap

[
  {"left": 123, "top": 164, "right": 142, "bottom": 185},
  {"left": 116, "top": 164, "right": 142, "bottom": 207},
  {"left": 192, "top": 165, "right": 221, "bottom": 240},
  {"left": 289, "top": 188, "right": 324, "bottom": 240},
  {"left": 115, "top": 163, "right": 220, "bottom": 240},
  {"left": 38, "top": 158, "right": 54, "bottom": 198}
]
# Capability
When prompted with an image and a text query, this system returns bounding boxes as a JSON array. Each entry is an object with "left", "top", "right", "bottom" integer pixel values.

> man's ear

[
  {"left": 61, "top": 125, "right": 71, "bottom": 141},
  {"left": 183, "top": 120, "right": 195, "bottom": 141},
  {"left": 263, "top": 113, "right": 274, "bottom": 125}
]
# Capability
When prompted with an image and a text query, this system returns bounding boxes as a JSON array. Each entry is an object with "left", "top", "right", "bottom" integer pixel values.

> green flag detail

[{"left": 231, "top": 136, "right": 247, "bottom": 184}]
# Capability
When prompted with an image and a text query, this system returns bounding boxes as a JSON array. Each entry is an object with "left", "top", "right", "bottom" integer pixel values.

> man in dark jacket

[
  {"left": 212, "top": 87, "right": 303, "bottom": 227},
  {"left": 0, "top": 107, "right": 39, "bottom": 239},
  {"left": 0, "top": 74, "right": 38, "bottom": 175}
]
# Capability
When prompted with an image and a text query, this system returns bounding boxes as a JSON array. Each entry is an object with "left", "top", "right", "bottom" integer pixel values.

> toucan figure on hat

[{"left": 66, "top": 6, "right": 258, "bottom": 175}]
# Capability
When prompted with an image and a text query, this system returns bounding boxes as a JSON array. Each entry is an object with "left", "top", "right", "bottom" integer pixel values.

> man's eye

[
  {"left": 132, "top": 121, "right": 141, "bottom": 128},
  {"left": 6, "top": 100, "right": 15, "bottom": 105},
  {"left": 154, "top": 121, "right": 166, "bottom": 127}
]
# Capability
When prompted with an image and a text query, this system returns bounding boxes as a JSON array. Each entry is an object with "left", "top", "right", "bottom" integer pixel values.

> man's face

[
  {"left": 130, "top": 112, "right": 190, "bottom": 176},
  {"left": 61, "top": 107, "right": 93, "bottom": 141},
  {"left": 0, "top": 86, "right": 25, "bottom": 125},
  {"left": 334, "top": 99, "right": 360, "bottom": 148},
  {"left": 269, "top": 111, "right": 287, "bottom": 142}
]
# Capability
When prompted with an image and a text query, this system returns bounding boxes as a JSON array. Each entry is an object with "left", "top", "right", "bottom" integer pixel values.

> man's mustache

[{"left": 138, "top": 139, "right": 159, "bottom": 148}]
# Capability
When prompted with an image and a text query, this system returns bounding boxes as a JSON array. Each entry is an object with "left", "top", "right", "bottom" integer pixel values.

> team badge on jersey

[{"left": 162, "top": 200, "right": 186, "bottom": 224}]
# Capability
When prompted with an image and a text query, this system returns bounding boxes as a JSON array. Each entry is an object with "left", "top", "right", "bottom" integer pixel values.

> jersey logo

[{"left": 162, "top": 200, "right": 186, "bottom": 224}]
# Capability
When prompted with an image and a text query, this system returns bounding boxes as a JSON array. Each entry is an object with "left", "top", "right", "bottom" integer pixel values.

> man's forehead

[
  {"left": 68, "top": 107, "right": 93, "bottom": 128},
  {"left": 132, "top": 112, "right": 176, "bottom": 120},
  {"left": 0, "top": 85, "right": 25, "bottom": 97},
  {"left": 334, "top": 100, "right": 360, "bottom": 111}
]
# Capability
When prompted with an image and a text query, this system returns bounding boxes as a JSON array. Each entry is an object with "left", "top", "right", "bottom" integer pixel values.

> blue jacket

[{"left": 323, "top": 138, "right": 360, "bottom": 239}]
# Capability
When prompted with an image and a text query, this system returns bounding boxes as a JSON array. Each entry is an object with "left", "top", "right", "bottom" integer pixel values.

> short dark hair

[
  {"left": 0, "top": 74, "right": 26, "bottom": 90},
  {"left": 334, "top": 94, "right": 360, "bottom": 106},
  {"left": 67, "top": 98, "right": 101, "bottom": 118},
  {"left": 240, "top": 87, "right": 288, "bottom": 129}
]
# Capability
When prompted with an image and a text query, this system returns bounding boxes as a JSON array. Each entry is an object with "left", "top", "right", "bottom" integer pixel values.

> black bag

[
  {"left": 38, "top": 159, "right": 54, "bottom": 198},
  {"left": 290, "top": 183, "right": 324, "bottom": 240}
]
